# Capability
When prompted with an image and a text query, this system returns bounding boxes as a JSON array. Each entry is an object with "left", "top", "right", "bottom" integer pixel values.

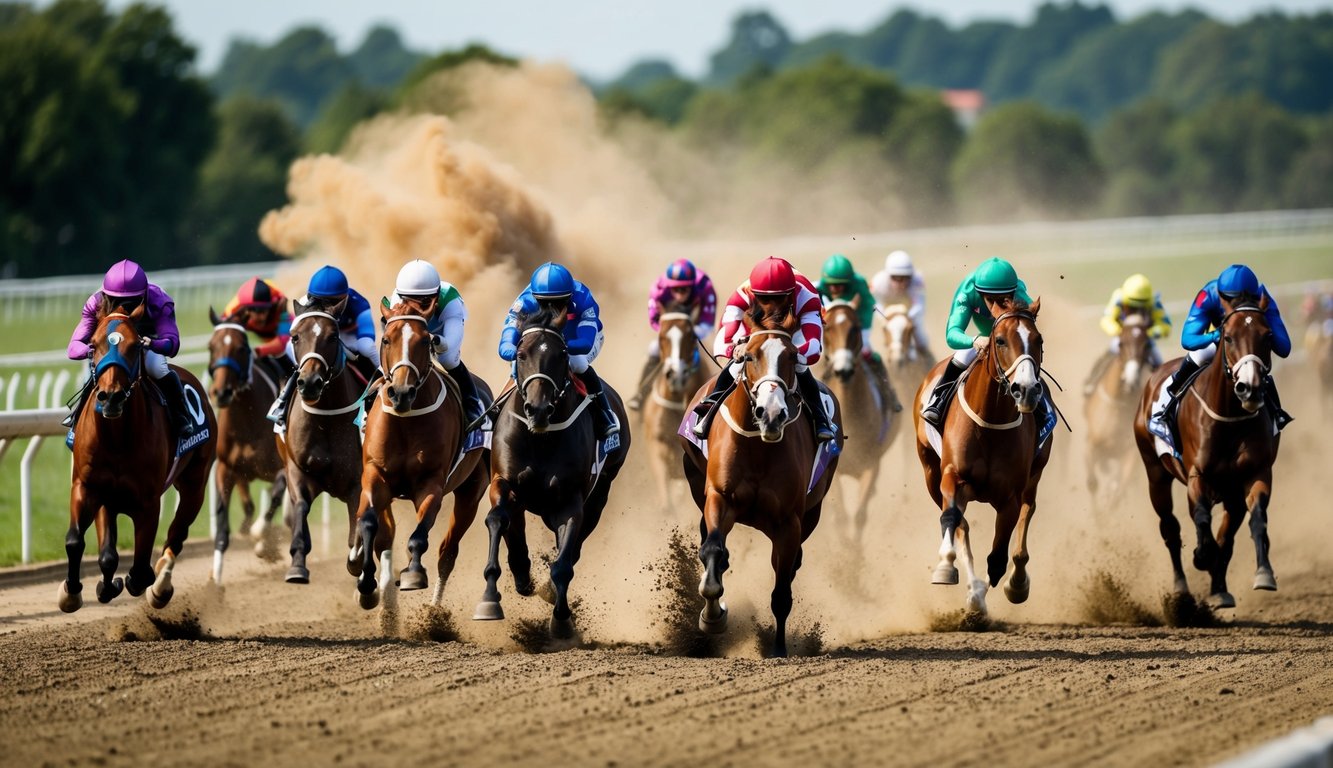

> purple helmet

[{"left": 102, "top": 260, "right": 148, "bottom": 297}]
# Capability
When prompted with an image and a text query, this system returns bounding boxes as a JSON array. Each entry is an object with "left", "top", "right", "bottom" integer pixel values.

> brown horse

[
  {"left": 642, "top": 306, "right": 709, "bottom": 507},
  {"left": 59, "top": 303, "right": 217, "bottom": 612},
  {"left": 881, "top": 303, "right": 930, "bottom": 386},
  {"left": 279, "top": 296, "right": 365, "bottom": 584},
  {"left": 912, "top": 299, "right": 1052, "bottom": 617},
  {"left": 681, "top": 306, "right": 840, "bottom": 657},
  {"left": 1084, "top": 310, "right": 1153, "bottom": 511},
  {"left": 819, "top": 301, "right": 895, "bottom": 541},
  {"left": 354, "top": 296, "right": 492, "bottom": 611},
  {"left": 206, "top": 309, "right": 288, "bottom": 583},
  {"left": 473, "top": 306, "right": 630, "bottom": 639},
  {"left": 1133, "top": 295, "right": 1281, "bottom": 608}
]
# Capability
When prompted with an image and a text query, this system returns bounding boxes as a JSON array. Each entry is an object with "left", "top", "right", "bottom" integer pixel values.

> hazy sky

[{"left": 96, "top": 0, "right": 1331, "bottom": 80}]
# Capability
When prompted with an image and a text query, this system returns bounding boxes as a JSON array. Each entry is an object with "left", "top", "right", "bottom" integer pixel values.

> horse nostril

[{"left": 96, "top": 391, "right": 109, "bottom": 402}]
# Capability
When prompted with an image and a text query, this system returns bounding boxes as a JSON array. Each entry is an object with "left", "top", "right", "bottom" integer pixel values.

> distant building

[{"left": 942, "top": 89, "right": 985, "bottom": 130}]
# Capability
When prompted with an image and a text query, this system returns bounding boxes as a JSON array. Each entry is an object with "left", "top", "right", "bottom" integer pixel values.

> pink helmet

[
  {"left": 102, "top": 260, "right": 148, "bottom": 297},
  {"left": 749, "top": 256, "right": 796, "bottom": 296},
  {"left": 664, "top": 259, "right": 697, "bottom": 288}
]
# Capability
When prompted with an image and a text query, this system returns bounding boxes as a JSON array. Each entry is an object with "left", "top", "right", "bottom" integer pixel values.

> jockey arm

[
  {"left": 1149, "top": 296, "right": 1172, "bottom": 339},
  {"left": 1099, "top": 290, "right": 1125, "bottom": 337},
  {"left": 253, "top": 308, "right": 292, "bottom": 356},
  {"left": 793, "top": 286, "right": 824, "bottom": 367},
  {"left": 945, "top": 292, "right": 980, "bottom": 350},
  {"left": 697, "top": 274, "right": 718, "bottom": 331},
  {"left": 1181, "top": 286, "right": 1222, "bottom": 351},
  {"left": 567, "top": 284, "right": 601, "bottom": 356},
  {"left": 1264, "top": 289, "right": 1292, "bottom": 357},
  {"left": 142, "top": 286, "right": 180, "bottom": 357},
  {"left": 67, "top": 292, "right": 102, "bottom": 360},
  {"left": 498, "top": 294, "right": 524, "bottom": 362}
]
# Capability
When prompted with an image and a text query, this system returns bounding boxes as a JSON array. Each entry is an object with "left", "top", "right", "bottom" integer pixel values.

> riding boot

[
  {"left": 1167, "top": 356, "right": 1200, "bottom": 397},
  {"left": 448, "top": 359, "right": 485, "bottom": 426},
  {"left": 268, "top": 372, "right": 299, "bottom": 425},
  {"left": 797, "top": 368, "right": 836, "bottom": 442},
  {"left": 580, "top": 366, "right": 619, "bottom": 439},
  {"left": 922, "top": 360, "right": 966, "bottom": 428},
  {"left": 159, "top": 370, "right": 196, "bottom": 438},
  {"left": 62, "top": 374, "right": 96, "bottom": 429},
  {"left": 626, "top": 357, "right": 658, "bottom": 411},
  {"left": 1083, "top": 350, "right": 1116, "bottom": 396},
  {"left": 1266, "top": 377, "right": 1293, "bottom": 431},
  {"left": 866, "top": 353, "right": 902, "bottom": 413},
  {"left": 691, "top": 364, "right": 736, "bottom": 438}
]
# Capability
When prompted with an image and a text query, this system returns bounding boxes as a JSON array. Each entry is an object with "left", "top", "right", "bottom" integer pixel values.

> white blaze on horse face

[
  {"left": 1122, "top": 359, "right": 1142, "bottom": 389},
  {"left": 665, "top": 325, "right": 684, "bottom": 375},
  {"left": 756, "top": 337, "right": 788, "bottom": 422},
  {"left": 1234, "top": 355, "right": 1263, "bottom": 395},
  {"left": 832, "top": 349, "right": 855, "bottom": 373},
  {"left": 400, "top": 322, "right": 414, "bottom": 369},
  {"left": 311, "top": 322, "right": 322, "bottom": 338},
  {"left": 886, "top": 314, "right": 908, "bottom": 361},
  {"left": 1012, "top": 325, "right": 1039, "bottom": 389}
]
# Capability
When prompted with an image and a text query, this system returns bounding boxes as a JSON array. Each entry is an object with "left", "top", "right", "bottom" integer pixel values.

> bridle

[
  {"left": 518, "top": 326, "right": 572, "bottom": 406},
  {"left": 93, "top": 314, "right": 145, "bottom": 407},
  {"left": 208, "top": 322, "right": 254, "bottom": 390},
  {"left": 382, "top": 314, "right": 433, "bottom": 388},
  {"left": 291, "top": 311, "right": 347, "bottom": 380},
  {"left": 987, "top": 310, "right": 1040, "bottom": 391},
  {"left": 735, "top": 328, "right": 802, "bottom": 428},
  {"left": 1218, "top": 306, "right": 1271, "bottom": 384}
]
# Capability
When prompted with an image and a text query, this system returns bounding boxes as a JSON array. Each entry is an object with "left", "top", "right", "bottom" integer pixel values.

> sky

[{"left": 93, "top": 0, "right": 1332, "bottom": 80}]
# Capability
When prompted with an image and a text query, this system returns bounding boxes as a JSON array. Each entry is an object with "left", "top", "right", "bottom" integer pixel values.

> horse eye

[
  {"left": 995, "top": 338, "right": 1007, "bottom": 347},
  {"left": 1223, "top": 335, "right": 1233, "bottom": 344},
  {"left": 291, "top": 334, "right": 300, "bottom": 344}
]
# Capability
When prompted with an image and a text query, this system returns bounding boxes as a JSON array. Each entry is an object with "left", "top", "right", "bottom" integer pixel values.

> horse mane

[
  {"left": 519, "top": 304, "right": 565, "bottom": 331},
  {"left": 661, "top": 299, "right": 693, "bottom": 317},
  {"left": 746, "top": 299, "right": 793, "bottom": 330},
  {"left": 301, "top": 295, "right": 344, "bottom": 315},
  {"left": 98, "top": 294, "right": 150, "bottom": 336}
]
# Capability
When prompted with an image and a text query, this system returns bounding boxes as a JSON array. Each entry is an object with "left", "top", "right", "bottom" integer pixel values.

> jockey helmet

[
  {"left": 749, "top": 256, "right": 796, "bottom": 296},
  {"left": 1121, "top": 274, "right": 1153, "bottom": 306},
  {"left": 974, "top": 257, "right": 1018, "bottom": 295},
  {"left": 530, "top": 262, "right": 574, "bottom": 299},
  {"left": 307, "top": 266, "right": 349, "bottom": 298},
  {"left": 236, "top": 277, "right": 275, "bottom": 306},
  {"left": 885, "top": 250, "right": 914, "bottom": 277},
  {"left": 821, "top": 254, "right": 855, "bottom": 284},
  {"left": 102, "top": 260, "right": 148, "bottom": 298},
  {"left": 664, "top": 259, "right": 697, "bottom": 288},
  {"left": 395, "top": 259, "right": 442, "bottom": 297},
  {"left": 1218, "top": 264, "right": 1260, "bottom": 299}
]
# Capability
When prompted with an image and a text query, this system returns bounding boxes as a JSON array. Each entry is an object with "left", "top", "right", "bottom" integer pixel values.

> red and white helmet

[{"left": 749, "top": 256, "right": 796, "bottom": 296}]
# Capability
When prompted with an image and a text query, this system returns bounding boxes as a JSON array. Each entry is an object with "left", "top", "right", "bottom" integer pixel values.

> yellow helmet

[{"left": 1121, "top": 274, "right": 1153, "bottom": 306}]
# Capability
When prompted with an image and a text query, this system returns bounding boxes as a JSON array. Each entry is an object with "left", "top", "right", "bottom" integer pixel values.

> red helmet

[
  {"left": 748, "top": 256, "right": 796, "bottom": 296},
  {"left": 236, "top": 277, "right": 275, "bottom": 306}
]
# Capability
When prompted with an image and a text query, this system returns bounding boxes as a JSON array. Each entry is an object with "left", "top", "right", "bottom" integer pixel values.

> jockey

[
  {"left": 627, "top": 258, "right": 718, "bottom": 411},
  {"left": 389, "top": 259, "right": 485, "bottom": 425},
  {"left": 817, "top": 253, "right": 901, "bottom": 413},
  {"left": 1083, "top": 274, "right": 1171, "bottom": 395},
  {"left": 921, "top": 257, "right": 1033, "bottom": 428},
  {"left": 65, "top": 260, "right": 194, "bottom": 438},
  {"left": 222, "top": 277, "right": 295, "bottom": 376},
  {"left": 270, "top": 266, "right": 379, "bottom": 425},
  {"left": 869, "top": 249, "right": 933, "bottom": 359},
  {"left": 691, "top": 256, "right": 836, "bottom": 442},
  {"left": 499, "top": 262, "right": 619, "bottom": 439},
  {"left": 1161, "top": 264, "right": 1292, "bottom": 428}
]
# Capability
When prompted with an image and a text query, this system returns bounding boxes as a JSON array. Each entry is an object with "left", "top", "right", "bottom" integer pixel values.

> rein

[
  {"left": 517, "top": 326, "right": 573, "bottom": 405},
  {"left": 93, "top": 314, "right": 144, "bottom": 406}
]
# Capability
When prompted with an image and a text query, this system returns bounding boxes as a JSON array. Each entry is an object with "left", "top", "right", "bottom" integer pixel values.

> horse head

[
  {"left": 290, "top": 295, "right": 347, "bottom": 402},
  {"left": 515, "top": 304, "right": 571, "bottom": 433},
  {"left": 739, "top": 304, "right": 799, "bottom": 443},
  {"left": 208, "top": 306, "right": 253, "bottom": 408},
  {"left": 880, "top": 304, "right": 915, "bottom": 368},
  {"left": 822, "top": 301, "right": 861, "bottom": 382},
  {"left": 658, "top": 302, "right": 699, "bottom": 398},
  {"left": 379, "top": 294, "right": 439, "bottom": 413},
  {"left": 1220, "top": 292, "right": 1274, "bottom": 413},
  {"left": 989, "top": 297, "right": 1045, "bottom": 414},
  {"left": 91, "top": 300, "right": 147, "bottom": 420},
  {"left": 1118, "top": 310, "right": 1151, "bottom": 392}
]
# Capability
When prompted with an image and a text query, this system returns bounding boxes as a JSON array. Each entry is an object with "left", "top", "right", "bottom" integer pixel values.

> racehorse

[
  {"left": 1084, "top": 310, "right": 1153, "bottom": 512},
  {"left": 279, "top": 296, "right": 366, "bottom": 584},
  {"left": 354, "top": 296, "right": 491, "bottom": 611},
  {"left": 473, "top": 305, "right": 630, "bottom": 638},
  {"left": 912, "top": 299, "right": 1052, "bottom": 617},
  {"left": 1133, "top": 293, "right": 1281, "bottom": 607},
  {"left": 819, "top": 300, "right": 895, "bottom": 541},
  {"left": 59, "top": 301, "right": 217, "bottom": 612},
  {"left": 642, "top": 305, "right": 709, "bottom": 507},
  {"left": 881, "top": 303, "right": 929, "bottom": 386},
  {"left": 207, "top": 308, "right": 288, "bottom": 583},
  {"left": 681, "top": 305, "right": 840, "bottom": 657}
]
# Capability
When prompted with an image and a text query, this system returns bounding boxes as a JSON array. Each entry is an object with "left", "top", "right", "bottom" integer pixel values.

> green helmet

[
  {"left": 821, "top": 253, "right": 855, "bottom": 284},
  {"left": 974, "top": 257, "right": 1018, "bottom": 295}
]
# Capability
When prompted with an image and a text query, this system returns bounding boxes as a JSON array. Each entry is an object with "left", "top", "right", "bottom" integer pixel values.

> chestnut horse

[
  {"left": 642, "top": 307, "right": 709, "bottom": 507},
  {"left": 354, "top": 296, "right": 492, "bottom": 611},
  {"left": 473, "top": 306, "right": 630, "bottom": 639},
  {"left": 206, "top": 309, "right": 288, "bottom": 583},
  {"left": 279, "top": 296, "right": 365, "bottom": 584},
  {"left": 1084, "top": 310, "right": 1153, "bottom": 512},
  {"left": 1133, "top": 294, "right": 1281, "bottom": 608},
  {"left": 681, "top": 307, "right": 840, "bottom": 657},
  {"left": 819, "top": 301, "right": 895, "bottom": 541},
  {"left": 881, "top": 303, "right": 930, "bottom": 387},
  {"left": 912, "top": 299, "right": 1052, "bottom": 617},
  {"left": 59, "top": 303, "right": 217, "bottom": 612}
]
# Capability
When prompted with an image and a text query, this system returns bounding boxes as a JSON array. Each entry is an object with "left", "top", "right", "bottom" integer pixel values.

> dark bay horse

[
  {"left": 1133, "top": 294, "right": 1281, "bottom": 608},
  {"left": 207, "top": 309, "right": 287, "bottom": 583},
  {"left": 680, "top": 307, "right": 840, "bottom": 657},
  {"left": 59, "top": 303, "right": 217, "bottom": 612},
  {"left": 279, "top": 297, "right": 365, "bottom": 584},
  {"left": 819, "top": 300, "right": 895, "bottom": 541},
  {"left": 912, "top": 299, "right": 1052, "bottom": 617},
  {"left": 473, "top": 306, "right": 630, "bottom": 639},
  {"left": 354, "top": 296, "right": 491, "bottom": 611},
  {"left": 1084, "top": 310, "right": 1153, "bottom": 511},
  {"left": 642, "top": 306, "right": 709, "bottom": 507}
]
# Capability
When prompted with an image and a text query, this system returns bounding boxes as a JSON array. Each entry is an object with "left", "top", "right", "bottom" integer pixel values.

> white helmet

[
  {"left": 396, "top": 260, "right": 441, "bottom": 296},
  {"left": 885, "top": 250, "right": 914, "bottom": 277}
]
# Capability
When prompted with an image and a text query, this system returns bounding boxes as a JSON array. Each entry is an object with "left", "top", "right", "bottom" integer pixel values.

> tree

[
  {"left": 1282, "top": 117, "right": 1333, "bottom": 209},
  {"left": 348, "top": 25, "right": 423, "bottom": 89},
  {"left": 305, "top": 82, "right": 389, "bottom": 154},
  {"left": 607, "top": 58, "right": 680, "bottom": 92},
  {"left": 982, "top": 1, "right": 1116, "bottom": 103},
  {"left": 212, "top": 26, "right": 355, "bottom": 127},
  {"left": 706, "top": 11, "right": 792, "bottom": 86},
  {"left": 1096, "top": 99, "right": 1180, "bottom": 215},
  {"left": 394, "top": 43, "right": 517, "bottom": 111}
]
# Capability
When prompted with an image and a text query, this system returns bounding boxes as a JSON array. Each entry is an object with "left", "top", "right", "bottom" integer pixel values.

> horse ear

[
  {"left": 1258, "top": 291, "right": 1270, "bottom": 312},
  {"left": 1219, "top": 293, "right": 1235, "bottom": 314},
  {"left": 421, "top": 295, "right": 439, "bottom": 318},
  {"left": 209, "top": 306, "right": 221, "bottom": 326},
  {"left": 379, "top": 296, "right": 391, "bottom": 319},
  {"left": 129, "top": 301, "right": 146, "bottom": 321},
  {"left": 331, "top": 295, "right": 349, "bottom": 317},
  {"left": 1029, "top": 297, "right": 1041, "bottom": 317}
]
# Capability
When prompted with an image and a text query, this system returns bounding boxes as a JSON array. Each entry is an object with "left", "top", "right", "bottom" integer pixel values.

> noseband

[
  {"left": 208, "top": 323, "right": 253, "bottom": 386},
  {"left": 383, "top": 314, "right": 432, "bottom": 386},
  {"left": 291, "top": 311, "right": 347, "bottom": 379},
  {"left": 1219, "top": 306, "right": 1271, "bottom": 383},
  {"left": 988, "top": 310, "right": 1039, "bottom": 389},
  {"left": 518, "top": 326, "right": 571, "bottom": 404},
  {"left": 94, "top": 315, "right": 144, "bottom": 403}
]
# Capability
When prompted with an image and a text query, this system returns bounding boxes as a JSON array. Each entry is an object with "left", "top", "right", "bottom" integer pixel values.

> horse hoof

[
  {"left": 358, "top": 589, "right": 380, "bottom": 611},
  {"left": 1004, "top": 577, "right": 1030, "bottom": 604},
  {"left": 550, "top": 615, "right": 576, "bottom": 639},
  {"left": 96, "top": 577, "right": 123, "bottom": 604},
  {"left": 148, "top": 584, "right": 174, "bottom": 610},
  {"left": 472, "top": 601, "right": 504, "bottom": 621},
  {"left": 57, "top": 582, "right": 83, "bottom": 614},
  {"left": 285, "top": 566, "right": 310, "bottom": 584},
  {"left": 698, "top": 603, "right": 728, "bottom": 634},
  {"left": 399, "top": 567, "right": 428, "bottom": 591},
  {"left": 513, "top": 574, "right": 534, "bottom": 597},
  {"left": 1254, "top": 569, "right": 1277, "bottom": 591},
  {"left": 1208, "top": 591, "right": 1236, "bottom": 609},
  {"left": 931, "top": 564, "right": 959, "bottom": 585},
  {"left": 345, "top": 553, "right": 362, "bottom": 577}
]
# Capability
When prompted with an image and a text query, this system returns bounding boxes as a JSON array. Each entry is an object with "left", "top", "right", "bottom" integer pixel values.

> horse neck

[
  {"left": 961, "top": 352, "right": 1019, "bottom": 422},
  {"left": 1192, "top": 347, "right": 1250, "bottom": 419}
]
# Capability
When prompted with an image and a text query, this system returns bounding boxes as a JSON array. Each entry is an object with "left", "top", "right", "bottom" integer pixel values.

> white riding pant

[
  {"left": 434, "top": 315, "right": 464, "bottom": 370},
  {"left": 950, "top": 346, "right": 978, "bottom": 368},
  {"left": 146, "top": 350, "right": 169, "bottom": 379},
  {"left": 1186, "top": 344, "right": 1216, "bottom": 366},
  {"left": 570, "top": 330, "right": 604, "bottom": 374}
]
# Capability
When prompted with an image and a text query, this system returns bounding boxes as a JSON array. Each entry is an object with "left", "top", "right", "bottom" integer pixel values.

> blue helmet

[
  {"left": 529, "top": 262, "right": 574, "bottom": 299},
  {"left": 308, "top": 266, "right": 349, "bottom": 298},
  {"left": 1217, "top": 264, "right": 1259, "bottom": 299}
]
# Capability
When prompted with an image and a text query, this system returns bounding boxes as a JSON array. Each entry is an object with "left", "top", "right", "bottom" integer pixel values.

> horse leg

[
  {"left": 402, "top": 485, "right": 444, "bottom": 592},
  {"left": 95, "top": 511, "right": 123, "bottom": 604},
  {"left": 126, "top": 508, "right": 161, "bottom": 601},
  {"left": 473, "top": 479, "right": 514, "bottom": 620},
  {"left": 548, "top": 502, "right": 586, "bottom": 639},
  {"left": 1208, "top": 495, "right": 1245, "bottom": 609},
  {"left": 356, "top": 479, "right": 393, "bottom": 610},
  {"left": 954, "top": 515, "right": 988, "bottom": 616},
  {"left": 931, "top": 466, "right": 965, "bottom": 586},
  {"left": 212, "top": 463, "right": 235, "bottom": 584},
  {"left": 505, "top": 501, "right": 533, "bottom": 597},
  {"left": 851, "top": 466, "right": 876, "bottom": 544},
  {"left": 1187, "top": 477, "right": 1220, "bottom": 574},
  {"left": 1005, "top": 497, "right": 1037, "bottom": 604},
  {"left": 768, "top": 521, "right": 801, "bottom": 658},
  {"left": 432, "top": 467, "right": 485, "bottom": 606},
  {"left": 988, "top": 501, "right": 1020, "bottom": 590},
  {"left": 265, "top": 470, "right": 287, "bottom": 527},
  {"left": 698, "top": 489, "right": 736, "bottom": 634},
  {"left": 1145, "top": 459, "right": 1188, "bottom": 594},
  {"left": 151, "top": 467, "right": 208, "bottom": 609},
  {"left": 1247, "top": 477, "right": 1277, "bottom": 591},
  {"left": 286, "top": 489, "right": 314, "bottom": 584},
  {"left": 236, "top": 479, "right": 256, "bottom": 539},
  {"left": 59, "top": 486, "right": 99, "bottom": 613}
]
